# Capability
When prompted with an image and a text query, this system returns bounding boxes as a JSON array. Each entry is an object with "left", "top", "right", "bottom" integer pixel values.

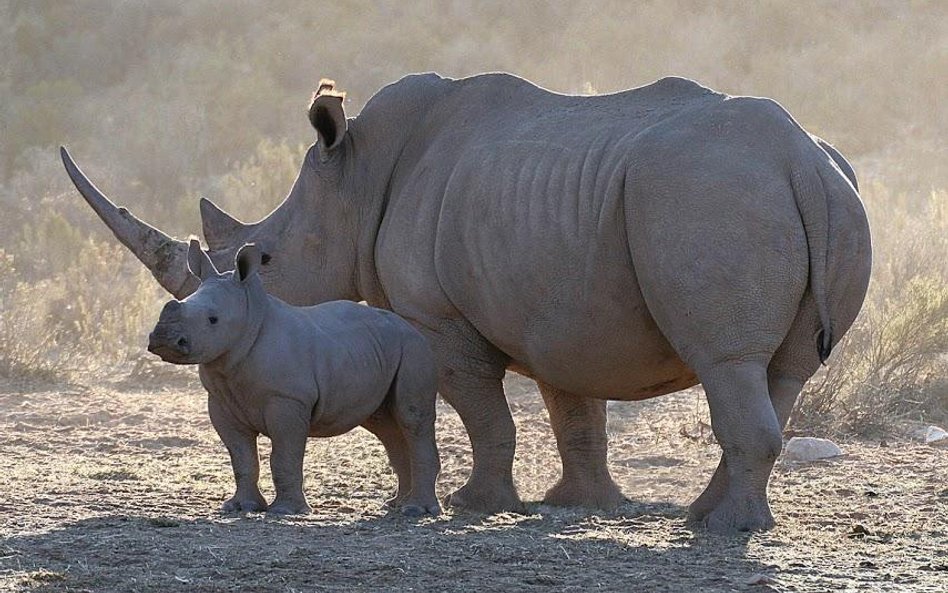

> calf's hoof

[
  {"left": 383, "top": 491, "right": 410, "bottom": 509},
  {"left": 221, "top": 495, "right": 267, "bottom": 514},
  {"left": 445, "top": 481, "right": 526, "bottom": 514},
  {"left": 542, "top": 477, "right": 625, "bottom": 511},
  {"left": 267, "top": 499, "right": 312, "bottom": 516},
  {"left": 702, "top": 495, "right": 775, "bottom": 534}
]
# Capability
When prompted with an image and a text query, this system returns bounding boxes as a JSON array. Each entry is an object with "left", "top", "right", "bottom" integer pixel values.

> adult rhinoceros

[{"left": 62, "top": 73, "right": 871, "bottom": 532}]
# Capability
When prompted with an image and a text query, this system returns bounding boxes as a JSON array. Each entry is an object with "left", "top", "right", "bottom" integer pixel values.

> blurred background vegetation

[{"left": 0, "top": 0, "right": 945, "bottom": 435}]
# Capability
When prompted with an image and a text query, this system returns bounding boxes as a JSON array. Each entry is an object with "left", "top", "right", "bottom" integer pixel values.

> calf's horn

[{"left": 60, "top": 146, "right": 199, "bottom": 299}]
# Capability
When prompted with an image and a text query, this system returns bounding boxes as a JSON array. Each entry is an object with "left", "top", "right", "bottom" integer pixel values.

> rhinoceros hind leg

[
  {"left": 697, "top": 359, "right": 783, "bottom": 533},
  {"left": 690, "top": 300, "right": 818, "bottom": 526},
  {"left": 539, "top": 383, "right": 625, "bottom": 510},
  {"left": 690, "top": 359, "right": 810, "bottom": 527},
  {"left": 687, "top": 456, "right": 729, "bottom": 525}
]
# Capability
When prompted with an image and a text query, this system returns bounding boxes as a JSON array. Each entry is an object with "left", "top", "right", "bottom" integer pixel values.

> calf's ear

[
  {"left": 235, "top": 243, "right": 262, "bottom": 283},
  {"left": 308, "top": 79, "right": 347, "bottom": 153},
  {"left": 187, "top": 238, "right": 218, "bottom": 281}
]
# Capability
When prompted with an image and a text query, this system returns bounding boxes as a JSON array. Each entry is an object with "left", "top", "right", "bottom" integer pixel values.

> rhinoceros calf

[{"left": 147, "top": 239, "right": 441, "bottom": 516}]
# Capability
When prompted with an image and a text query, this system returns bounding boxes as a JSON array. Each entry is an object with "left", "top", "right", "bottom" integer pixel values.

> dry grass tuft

[{"left": 0, "top": 220, "right": 165, "bottom": 383}]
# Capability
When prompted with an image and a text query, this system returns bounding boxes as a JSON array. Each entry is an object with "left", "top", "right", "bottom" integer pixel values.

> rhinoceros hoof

[
  {"left": 444, "top": 482, "right": 526, "bottom": 514},
  {"left": 267, "top": 499, "right": 312, "bottom": 516},
  {"left": 703, "top": 496, "right": 775, "bottom": 534},
  {"left": 400, "top": 500, "right": 441, "bottom": 517},
  {"left": 686, "top": 501, "right": 716, "bottom": 525},
  {"left": 220, "top": 496, "right": 267, "bottom": 514},
  {"left": 542, "top": 478, "right": 625, "bottom": 511}
]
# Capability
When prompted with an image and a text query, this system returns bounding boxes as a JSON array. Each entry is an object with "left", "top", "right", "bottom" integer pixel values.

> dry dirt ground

[{"left": 1, "top": 370, "right": 946, "bottom": 592}]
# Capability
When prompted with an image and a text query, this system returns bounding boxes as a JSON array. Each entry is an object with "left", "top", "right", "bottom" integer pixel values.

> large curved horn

[{"left": 60, "top": 146, "right": 199, "bottom": 299}]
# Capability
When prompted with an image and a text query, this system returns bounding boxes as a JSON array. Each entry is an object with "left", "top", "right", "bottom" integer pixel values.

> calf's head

[{"left": 148, "top": 240, "right": 263, "bottom": 365}]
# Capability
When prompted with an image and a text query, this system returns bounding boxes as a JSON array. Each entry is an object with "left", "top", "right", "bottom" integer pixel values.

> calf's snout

[{"left": 148, "top": 322, "right": 190, "bottom": 359}]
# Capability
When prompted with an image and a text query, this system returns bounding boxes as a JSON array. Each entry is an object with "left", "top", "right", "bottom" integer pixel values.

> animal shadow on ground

[{"left": 0, "top": 501, "right": 773, "bottom": 593}]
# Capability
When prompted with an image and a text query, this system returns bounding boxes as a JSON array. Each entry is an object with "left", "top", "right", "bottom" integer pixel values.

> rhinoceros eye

[
  {"left": 208, "top": 316, "right": 219, "bottom": 325},
  {"left": 260, "top": 252, "right": 272, "bottom": 266}
]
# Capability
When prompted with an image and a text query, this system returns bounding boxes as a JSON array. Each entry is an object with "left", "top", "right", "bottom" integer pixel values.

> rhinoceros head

[
  {"left": 62, "top": 79, "right": 362, "bottom": 306},
  {"left": 148, "top": 240, "right": 263, "bottom": 365}
]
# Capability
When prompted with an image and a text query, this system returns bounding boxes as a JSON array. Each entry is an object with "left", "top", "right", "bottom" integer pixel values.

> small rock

[
  {"left": 744, "top": 573, "right": 777, "bottom": 586},
  {"left": 784, "top": 436, "right": 843, "bottom": 462},
  {"left": 923, "top": 426, "right": 948, "bottom": 445}
]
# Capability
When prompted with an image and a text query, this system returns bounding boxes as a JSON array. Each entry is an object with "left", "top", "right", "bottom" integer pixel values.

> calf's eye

[{"left": 209, "top": 316, "right": 218, "bottom": 325}]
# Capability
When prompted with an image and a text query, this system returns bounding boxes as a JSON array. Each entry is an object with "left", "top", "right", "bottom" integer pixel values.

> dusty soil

[{"left": 1, "top": 371, "right": 946, "bottom": 592}]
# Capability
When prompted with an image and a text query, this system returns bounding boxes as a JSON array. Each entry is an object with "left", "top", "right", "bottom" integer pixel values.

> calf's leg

[
  {"left": 264, "top": 398, "right": 312, "bottom": 515},
  {"left": 362, "top": 414, "right": 413, "bottom": 507},
  {"left": 387, "top": 335, "right": 441, "bottom": 516},
  {"left": 208, "top": 395, "right": 266, "bottom": 513}
]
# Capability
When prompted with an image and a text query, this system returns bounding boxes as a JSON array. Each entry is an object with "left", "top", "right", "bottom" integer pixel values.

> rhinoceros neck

[
  {"left": 210, "top": 279, "right": 270, "bottom": 374},
  {"left": 344, "top": 74, "right": 455, "bottom": 306}
]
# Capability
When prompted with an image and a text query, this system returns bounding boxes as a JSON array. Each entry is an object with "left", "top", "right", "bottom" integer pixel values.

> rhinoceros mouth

[{"left": 146, "top": 342, "right": 193, "bottom": 365}]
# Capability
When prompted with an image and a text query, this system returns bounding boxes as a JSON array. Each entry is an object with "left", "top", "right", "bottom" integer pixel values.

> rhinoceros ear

[
  {"left": 308, "top": 79, "right": 347, "bottom": 153},
  {"left": 235, "top": 243, "right": 262, "bottom": 283},
  {"left": 187, "top": 238, "right": 218, "bottom": 281}
]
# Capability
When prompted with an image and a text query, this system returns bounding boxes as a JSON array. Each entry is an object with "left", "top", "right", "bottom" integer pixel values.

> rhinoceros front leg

[
  {"left": 538, "top": 383, "right": 625, "bottom": 510},
  {"left": 428, "top": 324, "right": 525, "bottom": 513},
  {"left": 208, "top": 396, "right": 267, "bottom": 513}
]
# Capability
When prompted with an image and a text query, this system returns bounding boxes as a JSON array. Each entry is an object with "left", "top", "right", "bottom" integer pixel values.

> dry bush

[
  {"left": 0, "top": 215, "right": 165, "bottom": 382},
  {"left": 792, "top": 186, "right": 948, "bottom": 436}
]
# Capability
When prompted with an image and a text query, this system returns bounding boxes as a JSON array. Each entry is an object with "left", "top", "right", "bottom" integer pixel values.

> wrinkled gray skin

[
  {"left": 63, "top": 72, "right": 871, "bottom": 532},
  {"left": 148, "top": 240, "right": 441, "bottom": 516}
]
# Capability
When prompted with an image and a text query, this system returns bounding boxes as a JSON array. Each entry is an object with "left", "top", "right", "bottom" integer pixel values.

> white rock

[
  {"left": 923, "top": 426, "right": 948, "bottom": 444},
  {"left": 744, "top": 573, "right": 777, "bottom": 586},
  {"left": 783, "top": 436, "right": 843, "bottom": 462}
]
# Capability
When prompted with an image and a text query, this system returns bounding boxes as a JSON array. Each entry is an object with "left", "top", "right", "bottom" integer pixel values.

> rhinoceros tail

[{"left": 789, "top": 155, "right": 834, "bottom": 365}]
